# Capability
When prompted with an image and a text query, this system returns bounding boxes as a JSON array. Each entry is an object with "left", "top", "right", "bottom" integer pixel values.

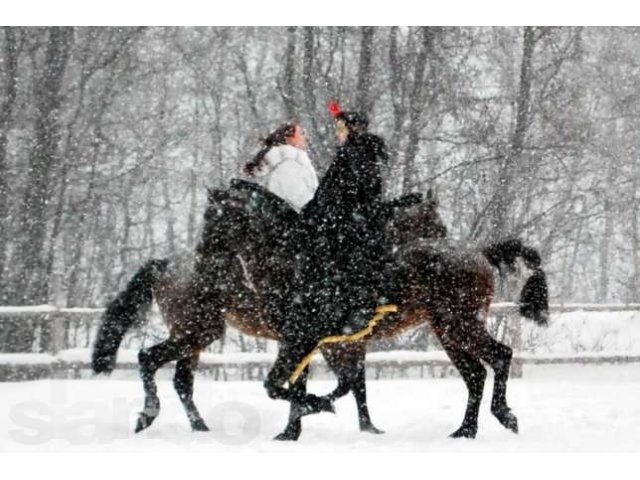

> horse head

[{"left": 389, "top": 187, "right": 447, "bottom": 246}]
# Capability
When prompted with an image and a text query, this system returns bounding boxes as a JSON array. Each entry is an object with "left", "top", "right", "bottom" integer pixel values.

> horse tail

[
  {"left": 482, "top": 239, "right": 549, "bottom": 326},
  {"left": 91, "top": 259, "right": 169, "bottom": 374}
]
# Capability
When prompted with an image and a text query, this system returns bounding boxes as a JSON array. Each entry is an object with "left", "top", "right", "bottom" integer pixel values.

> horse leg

[
  {"left": 351, "top": 361, "right": 384, "bottom": 434},
  {"left": 174, "top": 353, "right": 209, "bottom": 432},
  {"left": 444, "top": 345, "right": 487, "bottom": 439},
  {"left": 273, "top": 366, "right": 309, "bottom": 441},
  {"left": 322, "top": 344, "right": 383, "bottom": 434},
  {"left": 136, "top": 337, "right": 193, "bottom": 433},
  {"left": 478, "top": 334, "right": 518, "bottom": 434},
  {"left": 264, "top": 339, "right": 335, "bottom": 417}
]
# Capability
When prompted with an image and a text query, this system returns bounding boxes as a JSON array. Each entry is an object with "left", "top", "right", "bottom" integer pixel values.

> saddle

[{"left": 229, "top": 179, "right": 300, "bottom": 226}]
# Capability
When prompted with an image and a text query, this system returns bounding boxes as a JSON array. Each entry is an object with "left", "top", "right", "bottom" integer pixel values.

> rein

[
  {"left": 236, "top": 254, "right": 259, "bottom": 294},
  {"left": 289, "top": 303, "right": 398, "bottom": 384}
]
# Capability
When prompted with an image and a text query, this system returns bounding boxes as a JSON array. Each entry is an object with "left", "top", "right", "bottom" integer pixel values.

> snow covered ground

[{"left": 2, "top": 363, "right": 640, "bottom": 452}]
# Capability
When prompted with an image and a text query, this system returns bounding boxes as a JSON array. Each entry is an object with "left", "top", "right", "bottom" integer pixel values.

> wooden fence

[{"left": 1, "top": 303, "right": 640, "bottom": 381}]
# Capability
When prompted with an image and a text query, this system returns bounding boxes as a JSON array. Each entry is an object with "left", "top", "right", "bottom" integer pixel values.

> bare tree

[
  {"left": 483, "top": 26, "right": 537, "bottom": 241},
  {"left": 0, "top": 27, "right": 20, "bottom": 299},
  {"left": 11, "top": 27, "right": 74, "bottom": 306},
  {"left": 355, "top": 26, "right": 375, "bottom": 115},
  {"left": 279, "top": 26, "right": 299, "bottom": 119},
  {"left": 402, "top": 27, "right": 437, "bottom": 192},
  {"left": 3, "top": 26, "right": 640, "bottom": 335}
]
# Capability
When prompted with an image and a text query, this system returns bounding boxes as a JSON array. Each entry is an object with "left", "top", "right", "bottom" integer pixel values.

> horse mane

[
  {"left": 197, "top": 182, "right": 301, "bottom": 282},
  {"left": 389, "top": 195, "right": 447, "bottom": 247}
]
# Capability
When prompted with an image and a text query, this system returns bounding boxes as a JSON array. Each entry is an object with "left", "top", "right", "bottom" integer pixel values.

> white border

[{"left": 1, "top": 1, "right": 637, "bottom": 26}]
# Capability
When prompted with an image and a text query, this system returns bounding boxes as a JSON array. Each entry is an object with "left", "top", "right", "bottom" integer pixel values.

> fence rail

[{"left": 2, "top": 303, "right": 640, "bottom": 381}]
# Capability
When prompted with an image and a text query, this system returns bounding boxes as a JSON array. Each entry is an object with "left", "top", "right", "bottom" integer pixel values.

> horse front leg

[
  {"left": 273, "top": 366, "right": 310, "bottom": 441},
  {"left": 264, "top": 339, "right": 335, "bottom": 437},
  {"left": 322, "top": 343, "right": 384, "bottom": 434}
]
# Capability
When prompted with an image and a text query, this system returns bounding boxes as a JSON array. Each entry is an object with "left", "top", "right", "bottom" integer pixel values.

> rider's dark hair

[
  {"left": 245, "top": 122, "right": 297, "bottom": 176},
  {"left": 336, "top": 111, "right": 369, "bottom": 134}
]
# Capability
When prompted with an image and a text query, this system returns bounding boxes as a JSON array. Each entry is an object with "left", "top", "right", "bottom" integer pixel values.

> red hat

[{"left": 328, "top": 100, "right": 342, "bottom": 118}]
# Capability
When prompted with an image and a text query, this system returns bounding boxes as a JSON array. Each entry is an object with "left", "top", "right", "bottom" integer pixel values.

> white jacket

[{"left": 253, "top": 144, "right": 319, "bottom": 212}]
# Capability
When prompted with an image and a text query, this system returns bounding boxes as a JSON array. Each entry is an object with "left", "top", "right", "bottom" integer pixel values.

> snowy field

[{"left": 2, "top": 363, "right": 640, "bottom": 452}]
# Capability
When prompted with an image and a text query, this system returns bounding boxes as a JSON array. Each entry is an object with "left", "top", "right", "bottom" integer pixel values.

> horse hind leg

[
  {"left": 351, "top": 361, "right": 384, "bottom": 434},
  {"left": 478, "top": 335, "right": 518, "bottom": 434},
  {"left": 174, "top": 354, "right": 209, "bottom": 432},
  {"left": 136, "top": 337, "right": 193, "bottom": 433},
  {"left": 322, "top": 344, "right": 383, "bottom": 434},
  {"left": 444, "top": 345, "right": 487, "bottom": 439}
]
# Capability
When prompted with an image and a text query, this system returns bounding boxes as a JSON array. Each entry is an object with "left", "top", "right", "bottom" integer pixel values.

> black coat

[
  {"left": 295, "top": 132, "right": 390, "bottom": 329},
  {"left": 302, "top": 132, "right": 388, "bottom": 231}
]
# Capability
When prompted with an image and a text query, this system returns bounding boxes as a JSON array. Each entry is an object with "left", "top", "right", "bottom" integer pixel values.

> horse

[
  {"left": 91, "top": 181, "right": 445, "bottom": 439},
  {"left": 93, "top": 180, "right": 548, "bottom": 439},
  {"left": 197, "top": 182, "right": 549, "bottom": 439}
]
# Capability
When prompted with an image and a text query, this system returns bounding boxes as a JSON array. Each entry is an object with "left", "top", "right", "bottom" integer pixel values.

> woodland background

[{"left": 1, "top": 27, "right": 639, "bottom": 335}]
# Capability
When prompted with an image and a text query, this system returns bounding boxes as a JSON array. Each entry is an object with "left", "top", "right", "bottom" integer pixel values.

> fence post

[
  {"left": 49, "top": 310, "right": 66, "bottom": 355},
  {"left": 510, "top": 309, "right": 523, "bottom": 378}
]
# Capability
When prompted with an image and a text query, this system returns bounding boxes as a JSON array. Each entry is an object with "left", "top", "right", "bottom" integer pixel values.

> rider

[
  {"left": 245, "top": 122, "right": 318, "bottom": 213},
  {"left": 263, "top": 102, "right": 397, "bottom": 417},
  {"left": 299, "top": 101, "right": 392, "bottom": 335}
]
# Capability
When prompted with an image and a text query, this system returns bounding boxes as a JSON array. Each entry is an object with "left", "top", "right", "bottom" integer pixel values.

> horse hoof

[
  {"left": 273, "top": 431, "right": 300, "bottom": 441},
  {"left": 191, "top": 420, "right": 210, "bottom": 432},
  {"left": 493, "top": 408, "right": 519, "bottom": 434},
  {"left": 321, "top": 397, "right": 336, "bottom": 414},
  {"left": 299, "top": 395, "right": 335, "bottom": 416},
  {"left": 134, "top": 413, "right": 157, "bottom": 433},
  {"left": 500, "top": 414, "right": 518, "bottom": 434},
  {"left": 361, "top": 424, "right": 385, "bottom": 435},
  {"left": 449, "top": 426, "right": 477, "bottom": 439},
  {"left": 314, "top": 394, "right": 335, "bottom": 414}
]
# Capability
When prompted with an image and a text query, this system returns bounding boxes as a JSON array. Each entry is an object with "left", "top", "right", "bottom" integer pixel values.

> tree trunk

[
  {"left": 355, "top": 26, "right": 375, "bottom": 115},
  {"left": 280, "top": 26, "right": 298, "bottom": 119},
  {"left": 388, "top": 26, "right": 406, "bottom": 160},
  {"left": 11, "top": 27, "right": 73, "bottom": 305},
  {"left": 0, "top": 27, "right": 20, "bottom": 300},
  {"left": 64, "top": 163, "right": 97, "bottom": 307},
  {"left": 115, "top": 176, "right": 134, "bottom": 289},
  {"left": 599, "top": 129, "right": 618, "bottom": 302},
  {"left": 3, "top": 27, "right": 73, "bottom": 352},
  {"left": 486, "top": 26, "right": 536, "bottom": 241},
  {"left": 302, "top": 27, "right": 320, "bottom": 141},
  {"left": 162, "top": 175, "right": 176, "bottom": 256},
  {"left": 402, "top": 27, "right": 436, "bottom": 192},
  {"left": 631, "top": 148, "right": 640, "bottom": 303},
  {"left": 598, "top": 200, "right": 613, "bottom": 302}
]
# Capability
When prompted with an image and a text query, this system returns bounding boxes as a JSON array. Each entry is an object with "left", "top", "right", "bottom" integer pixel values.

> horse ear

[
  {"left": 206, "top": 187, "right": 216, "bottom": 205},
  {"left": 207, "top": 187, "right": 231, "bottom": 205},
  {"left": 426, "top": 188, "right": 439, "bottom": 206}
]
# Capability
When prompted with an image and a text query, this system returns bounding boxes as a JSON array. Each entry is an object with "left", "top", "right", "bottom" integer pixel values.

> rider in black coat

[
  {"left": 263, "top": 108, "right": 395, "bottom": 419},
  {"left": 296, "top": 110, "right": 391, "bottom": 337}
]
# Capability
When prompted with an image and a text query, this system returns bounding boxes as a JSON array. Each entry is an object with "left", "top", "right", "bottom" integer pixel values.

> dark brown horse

[
  {"left": 93, "top": 181, "right": 547, "bottom": 440},
  {"left": 263, "top": 233, "right": 548, "bottom": 438},
  {"left": 204, "top": 183, "right": 548, "bottom": 439},
  {"left": 91, "top": 183, "right": 445, "bottom": 439}
]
